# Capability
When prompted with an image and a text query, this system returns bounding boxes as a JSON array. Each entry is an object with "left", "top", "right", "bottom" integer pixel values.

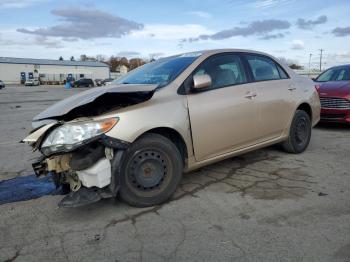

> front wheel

[
  {"left": 282, "top": 110, "right": 311, "bottom": 154},
  {"left": 118, "top": 133, "right": 183, "bottom": 207}
]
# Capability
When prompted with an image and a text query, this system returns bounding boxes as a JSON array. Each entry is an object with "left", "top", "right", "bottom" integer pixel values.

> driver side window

[{"left": 193, "top": 54, "right": 247, "bottom": 90}]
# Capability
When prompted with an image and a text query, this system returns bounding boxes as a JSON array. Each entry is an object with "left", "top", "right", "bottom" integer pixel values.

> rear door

[
  {"left": 243, "top": 54, "right": 296, "bottom": 141},
  {"left": 186, "top": 53, "right": 259, "bottom": 161}
]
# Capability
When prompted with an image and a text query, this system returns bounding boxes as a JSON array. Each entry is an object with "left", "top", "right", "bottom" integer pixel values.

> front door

[{"left": 187, "top": 53, "right": 259, "bottom": 161}]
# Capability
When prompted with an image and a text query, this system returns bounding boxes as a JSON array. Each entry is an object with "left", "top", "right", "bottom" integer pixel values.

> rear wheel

[
  {"left": 282, "top": 110, "right": 311, "bottom": 153},
  {"left": 118, "top": 133, "right": 183, "bottom": 207}
]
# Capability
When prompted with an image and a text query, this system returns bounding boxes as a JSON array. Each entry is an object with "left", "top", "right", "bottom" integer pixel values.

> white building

[
  {"left": 110, "top": 64, "right": 129, "bottom": 80},
  {"left": 0, "top": 57, "right": 110, "bottom": 84},
  {"left": 116, "top": 64, "right": 129, "bottom": 75}
]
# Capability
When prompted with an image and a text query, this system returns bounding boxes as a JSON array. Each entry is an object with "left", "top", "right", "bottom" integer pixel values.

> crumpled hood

[{"left": 33, "top": 84, "right": 158, "bottom": 121}]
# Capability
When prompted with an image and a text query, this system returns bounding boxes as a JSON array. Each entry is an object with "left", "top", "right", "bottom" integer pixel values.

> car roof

[
  {"left": 159, "top": 49, "right": 281, "bottom": 65},
  {"left": 179, "top": 48, "right": 276, "bottom": 58}
]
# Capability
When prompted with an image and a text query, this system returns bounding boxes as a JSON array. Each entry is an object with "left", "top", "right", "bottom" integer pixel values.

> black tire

[
  {"left": 118, "top": 133, "right": 183, "bottom": 207},
  {"left": 282, "top": 110, "right": 311, "bottom": 154}
]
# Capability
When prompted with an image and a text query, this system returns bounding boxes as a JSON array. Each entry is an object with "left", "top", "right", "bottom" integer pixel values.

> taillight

[{"left": 315, "top": 84, "right": 320, "bottom": 92}]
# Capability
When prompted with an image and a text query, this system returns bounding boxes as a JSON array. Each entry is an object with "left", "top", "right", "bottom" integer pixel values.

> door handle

[
  {"left": 245, "top": 91, "right": 257, "bottom": 99},
  {"left": 288, "top": 84, "right": 296, "bottom": 91}
]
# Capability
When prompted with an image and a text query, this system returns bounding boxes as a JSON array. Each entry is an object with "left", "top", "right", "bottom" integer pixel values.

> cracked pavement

[{"left": 0, "top": 86, "right": 349, "bottom": 262}]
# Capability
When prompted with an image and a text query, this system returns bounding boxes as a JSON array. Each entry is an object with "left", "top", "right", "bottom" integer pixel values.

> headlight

[{"left": 41, "top": 118, "right": 118, "bottom": 154}]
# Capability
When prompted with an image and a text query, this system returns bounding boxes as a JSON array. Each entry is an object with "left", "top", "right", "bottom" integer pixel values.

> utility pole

[
  {"left": 319, "top": 49, "right": 324, "bottom": 72},
  {"left": 308, "top": 53, "right": 312, "bottom": 75}
]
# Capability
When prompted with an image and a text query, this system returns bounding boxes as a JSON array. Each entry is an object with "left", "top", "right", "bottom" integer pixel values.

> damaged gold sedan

[{"left": 23, "top": 49, "right": 320, "bottom": 207}]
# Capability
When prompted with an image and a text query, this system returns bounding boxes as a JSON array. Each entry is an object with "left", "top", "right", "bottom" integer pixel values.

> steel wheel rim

[
  {"left": 126, "top": 149, "right": 169, "bottom": 192},
  {"left": 295, "top": 117, "right": 308, "bottom": 145}
]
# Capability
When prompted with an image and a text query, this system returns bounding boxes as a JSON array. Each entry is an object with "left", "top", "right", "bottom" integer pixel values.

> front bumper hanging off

[{"left": 31, "top": 136, "right": 129, "bottom": 207}]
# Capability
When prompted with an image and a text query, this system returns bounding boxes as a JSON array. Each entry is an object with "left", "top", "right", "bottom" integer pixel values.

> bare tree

[
  {"left": 84, "top": 55, "right": 148, "bottom": 72},
  {"left": 80, "top": 54, "right": 87, "bottom": 61},
  {"left": 106, "top": 56, "right": 121, "bottom": 72},
  {"left": 278, "top": 57, "right": 303, "bottom": 70},
  {"left": 129, "top": 58, "right": 146, "bottom": 70}
]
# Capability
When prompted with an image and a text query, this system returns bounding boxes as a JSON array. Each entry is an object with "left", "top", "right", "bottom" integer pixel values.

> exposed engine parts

[
  {"left": 29, "top": 133, "right": 129, "bottom": 207},
  {"left": 46, "top": 154, "right": 72, "bottom": 173},
  {"left": 66, "top": 173, "right": 82, "bottom": 192}
]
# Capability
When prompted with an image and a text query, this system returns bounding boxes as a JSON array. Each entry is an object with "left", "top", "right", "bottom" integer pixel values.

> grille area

[
  {"left": 320, "top": 97, "right": 350, "bottom": 109},
  {"left": 321, "top": 114, "right": 346, "bottom": 120}
]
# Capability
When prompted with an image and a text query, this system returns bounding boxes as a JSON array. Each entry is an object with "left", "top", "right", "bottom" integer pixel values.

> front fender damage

[{"left": 24, "top": 84, "right": 158, "bottom": 207}]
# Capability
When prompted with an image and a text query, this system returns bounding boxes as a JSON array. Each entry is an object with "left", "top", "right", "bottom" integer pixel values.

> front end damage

[
  {"left": 27, "top": 128, "right": 129, "bottom": 207},
  {"left": 23, "top": 84, "right": 157, "bottom": 207}
]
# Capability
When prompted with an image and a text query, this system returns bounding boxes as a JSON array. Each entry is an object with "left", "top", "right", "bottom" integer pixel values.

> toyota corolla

[{"left": 23, "top": 49, "right": 320, "bottom": 208}]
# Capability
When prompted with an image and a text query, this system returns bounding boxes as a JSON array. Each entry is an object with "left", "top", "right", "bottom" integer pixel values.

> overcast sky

[{"left": 0, "top": 0, "right": 349, "bottom": 68}]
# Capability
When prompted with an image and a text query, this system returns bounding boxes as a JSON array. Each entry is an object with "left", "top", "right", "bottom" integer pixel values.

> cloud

[
  {"left": 0, "top": 32, "right": 62, "bottom": 49},
  {"left": 132, "top": 24, "right": 213, "bottom": 40},
  {"left": 149, "top": 52, "right": 164, "bottom": 59},
  {"left": 325, "top": 52, "right": 350, "bottom": 66},
  {"left": 187, "top": 11, "right": 212, "bottom": 19},
  {"left": 273, "top": 50, "right": 287, "bottom": 53},
  {"left": 0, "top": 34, "right": 16, "bottom": 46},
  {"left": 186, "top": 19, "right": 290, "bottom": 42},
  {"left": 291, "top": 40, "right": 304, "bottom": 50},
  {"left": 0, "top": 0, "right": 47, "bottom": 8},
  {"left": 332, "top": 27, "right": 350, "bottom": 37},
  {"left": 34, "top": 36, "right": 63, "bottom": 48},
  {"left": 17, "top": 7, "right": 143, "bottom": 39},
  {"left": 116, "top": 51, "right": 141, "bottom": 57},
  {"left": 259, "top": 33, "right": 285, "bottom": 40},
  {"left": 253, "top": 0, "right": 293, "bottom": 9},
  {"left": 327, "top": 51, "right": 350, "bottom": 60},
  {"left": 296, "top": 15, "right": 327, "bottom": 30},
  {"left": 62, "top": 37, "right": 79, "bottom": 42}
]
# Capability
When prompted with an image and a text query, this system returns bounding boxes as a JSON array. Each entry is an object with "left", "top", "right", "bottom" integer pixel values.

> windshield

[
  {"left": 114, "top": 55, "right": 199, "bottom": 87},
  {"left": 316, "top": 66, "right": 350, "bottom": 82}
]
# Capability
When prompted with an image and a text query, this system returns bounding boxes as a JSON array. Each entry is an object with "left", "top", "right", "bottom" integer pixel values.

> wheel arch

[
  {"left": 296, "top": 102, "right": 312, "bottom": 121},
  {"left": 284, "top": 102, "right": 313, "bottom": 136},
  {"left": 136, "top": 127, "right": 188, "bottom": 164}
]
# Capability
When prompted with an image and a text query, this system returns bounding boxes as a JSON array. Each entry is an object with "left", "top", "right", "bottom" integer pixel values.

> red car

[{"left": 314, "top": 65, "right": 350, "bottom": 123}]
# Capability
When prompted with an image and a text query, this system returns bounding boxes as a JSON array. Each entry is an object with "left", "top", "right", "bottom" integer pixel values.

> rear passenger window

[{"left": 246, "top": 55, "right": 287, "bottom": 81}]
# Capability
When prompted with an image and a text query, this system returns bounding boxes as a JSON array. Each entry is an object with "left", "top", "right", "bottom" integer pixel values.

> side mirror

[{"left": 193, "top": 74, "right": 212, "bottom": 90}]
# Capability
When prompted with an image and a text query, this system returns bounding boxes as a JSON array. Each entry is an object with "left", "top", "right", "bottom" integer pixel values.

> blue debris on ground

[{"left": 0, "top": 174, "right": 64, "bottom": 205}]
